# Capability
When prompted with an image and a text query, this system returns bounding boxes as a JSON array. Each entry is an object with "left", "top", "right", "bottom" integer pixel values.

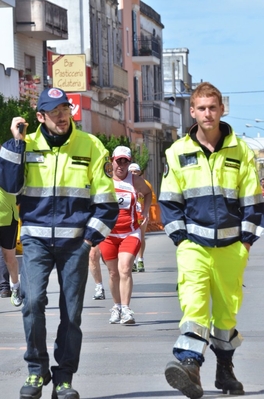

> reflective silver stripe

[
  {"left": 87, "top": 217, "right": 111, "bottom": 238},
  {"left": 24, "top": 187, "right": 53, "bottom": 197},
  {"left": 217, "top": 226, "right": 240, "bottom": 239},
  {"left": 91, "top": 192, "right": 117, "bottom": 204},
  {"left": 187, "top": 224, "right": 240, "bottom": 240},
  {"left": 174, "top": 335, "right": 207, "bottom": 355},
  {"left": 24, "top": 186, "right": 90, "bottom": 198},
  {"left": 0, "top": 146, "right": 22, "bottom": 164},
  {"left": 159, "top": 191, "right": 184, "bottom": 204},
  {"left": 210, "top": 325, "right": 235, "bottom": 341},
  {"left": 240, "top": 193, "right": 263, "bottom": 207},
  {"left": 165, "top": 220, "right": 186, "bottom": 236},
  {"left": 184, "top": 186, "right": 238, "bottom": 200},
  {"left": 187, "top": 224, "right": 214, "bottom": 239},
  {"left": 56, "top": 187, "right": 90, "bottom": 198},
  {"left": 21, "top": 225, "right": 84, "bottom": 238},
  {"left": 210, "top": 326, "right": 243, "bottom": 350},
  {"left": 21, "top": 225, "right": 52, "bottom": 238},
  {"left": 242, "top": 221, "right": 264, "bottom": 237},
  {"left": 214, "top": 186, "right": 238, "bottom": 199},
  {"left": 183, "top": 186, "right": 213, "bottom": 199},
  {"left": 55, "top": 227, "right": 84, "bottom": 238},
  {"left": 180, "top": 321, "right": 210, "bottom": 341}
]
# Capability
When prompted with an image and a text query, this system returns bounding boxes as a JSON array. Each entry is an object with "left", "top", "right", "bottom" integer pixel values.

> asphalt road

[{"left": 1, "top": 232, "right": 264, "bottom": 399}]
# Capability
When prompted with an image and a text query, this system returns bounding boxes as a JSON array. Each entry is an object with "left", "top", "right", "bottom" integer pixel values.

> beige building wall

[{"left": 119, "top": 1, "right": 141, "bottom": 137}]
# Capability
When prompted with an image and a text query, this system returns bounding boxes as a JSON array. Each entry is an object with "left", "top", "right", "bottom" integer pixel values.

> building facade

[
  {"left": 119, "top": 0, "right": 180, "bottom": 194},
  {"left": 0, "top": 0, "right": 68, "bottom": 106},
  {"left": 163, "top": 48, "right": 194, "bottom": 136},
  {"left": 48, "top": 0, "right": 128, "bottom": 137}
]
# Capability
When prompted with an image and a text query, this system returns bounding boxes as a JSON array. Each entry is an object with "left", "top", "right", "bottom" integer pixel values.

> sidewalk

[{"left": 1, "top": 232, "right": 264, "bottom": 398}]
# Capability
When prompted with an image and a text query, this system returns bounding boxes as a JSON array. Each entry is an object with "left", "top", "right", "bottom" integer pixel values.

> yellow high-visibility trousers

[{"left": 176, "top": 240, "right": 248, "bottom": 331}]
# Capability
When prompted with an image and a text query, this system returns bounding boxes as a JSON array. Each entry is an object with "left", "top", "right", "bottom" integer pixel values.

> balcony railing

[
  {"left": 113, "top": 65, "right": 128, "bottom": 92},
  {"left": 15, "top": 0, "right": 68, "bottom": 41},
  {"left": 133, "top": 37, "right": 161, "bottom": 59},
  {"left": 135, "top": 101, "right": 160, "bottom": 123},
  {"left": 134, "top": 101, "right": 180, "bottom": 129},
  {"left": 98, "top": 65, "right": 128, "bottom": 107}
]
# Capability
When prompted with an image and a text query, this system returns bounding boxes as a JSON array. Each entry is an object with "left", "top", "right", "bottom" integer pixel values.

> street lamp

[
  {"left": 239, "top": 133, "right": 264, "bottom": 150},
  {"left": 255, "top": 119, "right": 264, "bottom": 123},
  {"left": 245, "top": 124, "right": 264, "bottom": 131},
  {"left": 240, "top": 132, "right": 264, "bottom": 178}
]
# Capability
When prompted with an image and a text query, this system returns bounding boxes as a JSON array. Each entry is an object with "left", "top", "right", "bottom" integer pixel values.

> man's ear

[{"left": 36, "top": 111, "right": 45, "bottom": 123}]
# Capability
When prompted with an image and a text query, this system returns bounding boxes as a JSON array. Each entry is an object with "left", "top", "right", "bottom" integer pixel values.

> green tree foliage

[
  {"left": 95, "top": 133, "right": 149, "bottom": 171},
  {"left": 131, "top": 143, "right": 149, "bottom": 172},
  {"left": 96, "top": 133, "right": 130, "bottom": 155},
  {"left": 0, "top": 93, "right": 39, "bottom": 143}
]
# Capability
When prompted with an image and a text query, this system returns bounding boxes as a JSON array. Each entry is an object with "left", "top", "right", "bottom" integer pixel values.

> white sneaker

[
  {"left": 120, "top": 307, "right": 135, "bottom": 325},
  {"left": 11, "top": 287, "right": 22, "bottom": 307},
  {"left": 109, "top": 307, "right": 121, "bottom": 324},
  {"left": 93, "top": 286, "right": 105, "bottom": 300}
]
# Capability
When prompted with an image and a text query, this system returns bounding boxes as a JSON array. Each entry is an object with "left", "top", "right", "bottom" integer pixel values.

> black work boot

[
  {"left": 215, "top": 357, "right": 244, "bottom": 395},
  {"left": 165, "top": 358, "right": 203, "bottom": 399}
]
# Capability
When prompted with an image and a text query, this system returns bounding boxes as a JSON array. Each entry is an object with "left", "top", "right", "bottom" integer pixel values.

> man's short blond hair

[{"left": 190, "top": 82, "right": 222, "bottom": 107}]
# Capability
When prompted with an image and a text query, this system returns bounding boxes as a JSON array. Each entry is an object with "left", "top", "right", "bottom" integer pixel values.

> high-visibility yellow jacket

[
  {"left": 20, "top": 122, "right": 119, "bottom": 248},
  {"left": 159, "top": 122, "right": 264, "bottom": 247},
  {"left": 0, "top": 138, "right": 25, "bottom": 195}
]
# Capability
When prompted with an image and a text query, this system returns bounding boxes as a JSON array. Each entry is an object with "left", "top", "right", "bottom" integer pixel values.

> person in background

[
  {"left": 168, "top": 96, "right": 175, "bottom": 105},
  {"left": 99, "top": 146, "right": 152, "bottom": 325},
  {"left": 11, "top": 87, "right": 119, "bottom": 399},
  {"left": 128, "top": 163, "right": 157, "bottom": 272},
  {"left": 0, "top": 137, "right": 25, "bottom": 307},
  {"left": 159, "top": 82, "right": 264, "bottom": 398},
  {"left": 0, "top": 239, "right": 21, "bottom": 306},
  {"left": 0, "top": 247, "right": 11, "bottom": 298},
  {"left": 89, "top": 245, "right": 105, "bottom": 300}
]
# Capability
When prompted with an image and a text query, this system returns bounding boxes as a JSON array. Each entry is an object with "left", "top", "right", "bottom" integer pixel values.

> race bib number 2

[{"left": 118, "top": 192, "right": 132, "bottom": 209}]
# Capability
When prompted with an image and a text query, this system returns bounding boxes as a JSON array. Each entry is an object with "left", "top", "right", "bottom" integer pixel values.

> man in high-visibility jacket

[
  {"left": 11, "top": 87, "right": 119, "bottom": 399},
  {"left": 159, "top": 82, "right": 264, "bottom": 399}
]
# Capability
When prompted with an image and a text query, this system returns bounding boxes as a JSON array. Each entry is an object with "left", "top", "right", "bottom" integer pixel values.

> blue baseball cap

[{"left": 37, "top": 87, "right": 71, "bottom": 112}]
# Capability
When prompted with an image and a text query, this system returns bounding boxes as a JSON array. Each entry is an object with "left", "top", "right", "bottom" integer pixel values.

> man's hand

[
  {"left": 10, "top": 117, "right": 28, "bottom": 141},
  {"left": 243, "top": 242, "right": 250, "bottom": 252}
]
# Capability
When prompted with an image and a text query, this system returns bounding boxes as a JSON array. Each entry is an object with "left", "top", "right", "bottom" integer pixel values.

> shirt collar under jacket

[
  {"left": 182, "top": 121, "right": 239, "bottom": 155},
  {"left": 40, "top": 120, "right": 73, "bottom": 149}
]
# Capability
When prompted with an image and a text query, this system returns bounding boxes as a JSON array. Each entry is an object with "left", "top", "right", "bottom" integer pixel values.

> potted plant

[
  {"left": 139, "top": 46, "right": 152, "bottom": 56},
  {"left": 33, "top": 75, "right": 41, "bottom": 84},
  {"left": 25, "top": 73, "right": 33, "bottom": 82}
]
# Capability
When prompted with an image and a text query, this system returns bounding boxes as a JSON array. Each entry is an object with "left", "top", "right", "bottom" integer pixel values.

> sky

[{"left": 144, "top": 0, "right": 264, "bottom": 138}]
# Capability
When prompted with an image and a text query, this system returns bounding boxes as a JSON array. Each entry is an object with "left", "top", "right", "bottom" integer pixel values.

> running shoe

[
  {"left": 11, "top": 287, "right": 22, "bottom": 307},
  {"left": 109, "top": 306, "right": 121, "bottom": 324},
  {"left": 20, "top": 371, "right": 51, "bottom": 399},
  {"left": 120, "top": 307, "right": 135, "bottom": 324},
  {"left": 93, "top": 286, "right": 105, "bottom": 300},
  {"left": 132, "top": 262, "right": 137, "bottom": 272},
  {"left": 0, "top": 289, "right": 11, "bottom": 298},
  {"left": 52, "top": 382, "right": 79, "bottom": 399},
  {"left": 137, "top": 260, "right": 145, "bottom": 272}
]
